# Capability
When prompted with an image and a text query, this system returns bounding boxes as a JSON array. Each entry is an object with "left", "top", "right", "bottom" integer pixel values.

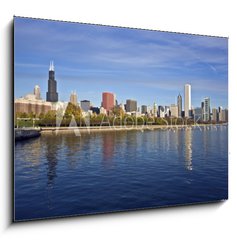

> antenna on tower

[
  {"left": 51, "top": 61, "right": 54, "bottom": 71},
  {"left": 49, "top": 60, "right": 54, "bottom": 71}
]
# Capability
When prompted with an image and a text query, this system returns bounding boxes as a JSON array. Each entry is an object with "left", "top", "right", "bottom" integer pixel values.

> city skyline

[{"left": 14, "top": 17, "right": 228, "bottom": 108}]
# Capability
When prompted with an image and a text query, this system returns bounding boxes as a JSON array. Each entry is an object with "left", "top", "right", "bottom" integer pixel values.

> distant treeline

[{"left": 15, "top": 102, "right": 222, "bottom": 128}]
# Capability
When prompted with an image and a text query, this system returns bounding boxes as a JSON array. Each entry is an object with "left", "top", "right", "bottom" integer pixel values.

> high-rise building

[
  {"left": 34, "top": 85, "right": 41, "bottom": 100},
  {"left": 194, "top": 107, "right": 202, "bottom": 122},
  {"left": 46, "top": 61, "right": 58, "bottom": 102},
  {"left": 141, "top": 105, "right": 148, "bottom": 114},
  {"left": 177, "top": 93, "right": 182, "bottom": 117},
  {"left": 70, "top": 91, "right": 78, "bottom": 106},
  {"left": 153, "top": 103, "right": 158, "bottom": 116},
  {"left": 212, "top": 108, "right": 218, "bottom": 122},
  {"left": 80, "top": 100, "right": 91, "bottom": 112},
  {"left": 170, "top": 104, "right": 178, "bottom": 118},
  {"left": 221, "top": 109, "right": 228, "bottom": 122},
  {"left": 102, "top": 92, "right": 115, "bottom": 112},
  {"left": 203, "top": 97, "right": 210, "bottom": 122},
  {"left": 125, "top": 99, "right": 137, "bottom": 112},
  {"left": 184, "top": 84, "right": 191, "bottom": 118}
]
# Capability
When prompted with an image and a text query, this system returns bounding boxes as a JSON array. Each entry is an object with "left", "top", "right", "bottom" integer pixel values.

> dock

[{"left": 15, "top": 128, "right": 41, "bottom": 141}]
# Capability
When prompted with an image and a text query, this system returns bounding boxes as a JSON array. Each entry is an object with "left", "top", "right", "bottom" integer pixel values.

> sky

[{"left": 14, "top": 17, "right": 228, "bottom": 109}]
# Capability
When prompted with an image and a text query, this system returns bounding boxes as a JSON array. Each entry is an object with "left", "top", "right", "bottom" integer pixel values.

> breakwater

[{"left": 15, "top": 128, "right": 41, "bottom": 141}]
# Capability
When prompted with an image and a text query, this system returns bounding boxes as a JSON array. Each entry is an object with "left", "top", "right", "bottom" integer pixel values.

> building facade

[
  {"left": 102, "top": 92, "right": 115, "bottom": 112},
  {"left": 125, "top": 99, "right": 137, "bottom": 112},
  {"left": 141, "top": 105, "right": 148, "bottom": 114},
  {"left": 221, "top": 109, "right": 228, "bottom": 122},
  {"left": 15, "top": 85, "right": 52, "bottom": 116},
  {"left": 15, "top": 98, "right": 52, "bottom": 116},
  {"left": 203, "top": 97, "right": 210, "bottom": 122},
  {"left": 184, "top": 84, "right": 191, "bottom": 118},
  {"left": 212, "top": 108, "right": 218, "bottom": 122},
  {"left": 170, "top": 104, "right": 178, "bottom": 118},
  {"left": 80, "top": 100, "right": 91, "bottom": 112}
]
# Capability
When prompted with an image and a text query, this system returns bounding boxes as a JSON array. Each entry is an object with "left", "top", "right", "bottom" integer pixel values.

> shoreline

[{"left": 40, "top": 123, "right": 228, "bottom": 134}]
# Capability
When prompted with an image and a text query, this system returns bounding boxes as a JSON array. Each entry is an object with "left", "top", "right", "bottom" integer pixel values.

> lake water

[{"left": 14, "top": 125, "right": 228, "bottom": 221}]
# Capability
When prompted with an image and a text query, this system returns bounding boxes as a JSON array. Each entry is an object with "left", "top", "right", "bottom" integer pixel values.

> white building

[{"left": 184, "top": 84, "right": 191, "bottom": 118}]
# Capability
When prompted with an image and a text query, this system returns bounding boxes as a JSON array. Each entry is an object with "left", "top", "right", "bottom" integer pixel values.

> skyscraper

[
  {"left": 184, "top": 84, "right": 191, "bottom": 118},
  {"left": 177, "top": 93, "right": 182, "bottom": 117},
  {"left": 220, "top": 109, "right": 228, "bottom": 122},
  {"left": 203, "top": 97, "right": 210, "bottom": 122},
  {"left": 46, "top": 61, "right": 58, "bottom": 102},
  {"left": 212, "top": 108, "right": 218, "bottom": 122},
  {"left": 34, "top": 85, "right": 41, "bottom": 100},
  {"left": 102, "top": 92, "right": 115, "bottom": 112},
  {"left": 126, "top": 99, "right": 137, "bottom": 112},
  {"left": 70, "top": 91, "right": 78, "bottom": 106}
]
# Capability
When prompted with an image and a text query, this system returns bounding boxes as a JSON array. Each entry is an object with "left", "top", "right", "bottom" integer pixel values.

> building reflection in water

[
  {"left": 184, "top": 128, "right": 193, "bottom": 171},
  {"left": 43, "top": 134, "right": 61, "bottom": 209},
  {"left": 63, "top": 133, "right": 82, "bottom": 169},
  {"left": 102, "top": 132, "right": 115, "bottom": 165},
  {"left": 45, "top": 137, "right": 59, "bottom": 187}
]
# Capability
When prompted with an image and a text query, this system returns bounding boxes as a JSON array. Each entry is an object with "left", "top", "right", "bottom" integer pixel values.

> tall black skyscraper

[{"left": 46, "top": 61, "right": 58, "bottom": 102}]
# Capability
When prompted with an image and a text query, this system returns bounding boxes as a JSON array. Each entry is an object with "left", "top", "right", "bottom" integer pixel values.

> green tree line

[{"left": 15, "top": 103, "right": 200, "bottom": 128}]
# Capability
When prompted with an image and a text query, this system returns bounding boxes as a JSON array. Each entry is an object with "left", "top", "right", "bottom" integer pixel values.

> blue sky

[{"left": 14, "top": 17, "right": 228, "bottom": 109}]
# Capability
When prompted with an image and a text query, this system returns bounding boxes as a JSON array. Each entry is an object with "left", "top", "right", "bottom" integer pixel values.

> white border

[{"left": 1, "top": 1, "right": 236, "bottom": 240}]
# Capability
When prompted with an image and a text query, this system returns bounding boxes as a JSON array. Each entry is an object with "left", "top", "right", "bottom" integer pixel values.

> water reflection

[
  {"left": 15, "top": 127, "right": 228, "bottom": 220},
  {"left": 185, "top": 128, "right": 193, "bottom": 171},
  {"left": 102, "top": 132, "right": 115, "bottom": 162},
  {"left": 45, "top": 136, "right": 59, "bottom": 187}
]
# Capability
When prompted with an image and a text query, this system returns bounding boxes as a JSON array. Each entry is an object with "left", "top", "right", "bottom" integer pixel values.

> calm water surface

[{"left": 14, "top": 126, "right": 228, "bottom": 221}]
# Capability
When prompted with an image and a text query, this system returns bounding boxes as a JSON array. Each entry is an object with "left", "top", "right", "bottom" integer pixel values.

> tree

[
  {"left": 43, "top": 110, "right": 57, "bottom": 126},
  {"left": 112, "top": 106, "right": 125, "bottom": 117}
]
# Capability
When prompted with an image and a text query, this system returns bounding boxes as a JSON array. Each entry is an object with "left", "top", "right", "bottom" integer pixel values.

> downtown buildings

[
  {"left": 14, "top": 62, "right": 228, "bottom": 123},
  {"left": 15, "top": 85, "right": 52, "bottom": 115}
]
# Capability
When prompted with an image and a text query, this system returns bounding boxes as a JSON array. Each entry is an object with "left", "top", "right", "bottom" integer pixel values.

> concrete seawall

[{"left": 15, "top": 128, "right": 41, "bottom": 141}]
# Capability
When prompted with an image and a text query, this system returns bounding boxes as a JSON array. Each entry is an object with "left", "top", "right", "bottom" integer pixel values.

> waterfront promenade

[{"left": 40, "top": 123, "right": 227, "bottom": 134}]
